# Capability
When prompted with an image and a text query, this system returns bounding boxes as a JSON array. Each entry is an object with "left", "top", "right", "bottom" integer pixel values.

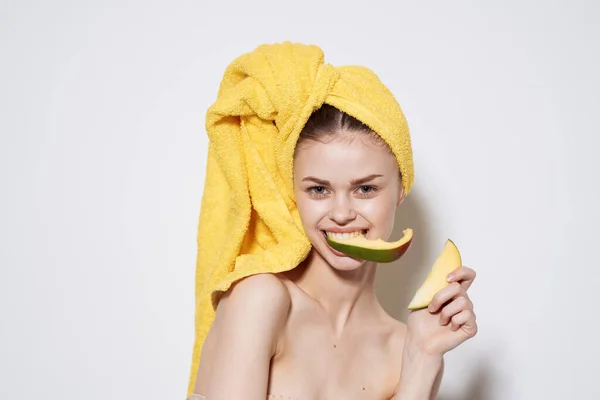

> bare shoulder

[
  {"left": 377, "top": 310, "right": 408, "bottom": 345},
  {"left": 215, "top": 273, "right": 291, "bottom": 333},
  {"left": 372, "top": 312, "right": 409, "bottom": 366},
  {"left": 220, "top": 273, "right": 291, "bottom": 308},
  {"left": 388, "top": 317, "right": 408, "bottom": 353},
  {"left": 195, "top": 274, "right": 291, "bottom": 396},
  {"left": 390, "top": 318, "right": 408, "bottom": 338}
]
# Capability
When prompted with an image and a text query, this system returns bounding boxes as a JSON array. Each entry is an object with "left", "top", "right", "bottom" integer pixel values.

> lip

[
  {"left": 321, "top": 228, "right": 368, "bottom": 260},
  {"left": 320, "top": 228, "right": 369, "bottom": 242},
  {"left": 321, "top": 227, "right": 368, "bottom": 234}
]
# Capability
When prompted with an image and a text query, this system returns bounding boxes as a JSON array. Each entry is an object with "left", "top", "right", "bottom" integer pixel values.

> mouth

[
  {"left": 322, "top": 230, "right": 368, "bottom": 240},
  {"left": 321, "top": 230, "right": 368, "bottom": 254},
  {"left": 321, "top": 230, "right": 368, "bottom": 259}
]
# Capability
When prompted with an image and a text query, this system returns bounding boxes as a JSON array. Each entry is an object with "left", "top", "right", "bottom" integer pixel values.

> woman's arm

[
  {"left": 429, "top": 358, "right": 444, "bottom": 399},
  {"left": 392, "top": 341, "right": 444, "bottom": 400},
  {"left": 199, "top": 274, "right": 290, "bottom": 400},
  {"left": 394, "top": 265, "right": 477, "bottom": 399}
]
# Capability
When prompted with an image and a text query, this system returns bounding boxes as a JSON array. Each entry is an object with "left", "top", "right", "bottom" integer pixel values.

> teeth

[{"left": 325, "top": 231, "right": 365, "bottom": 240}]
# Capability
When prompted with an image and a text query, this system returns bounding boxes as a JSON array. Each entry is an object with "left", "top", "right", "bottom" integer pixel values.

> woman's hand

[{"left": 405, "top": 266, "right": 478, "bottom": 358}]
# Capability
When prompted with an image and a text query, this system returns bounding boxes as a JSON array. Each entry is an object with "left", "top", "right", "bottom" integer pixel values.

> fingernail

[{"left": 446, "top": 274, "right": 455, "bottom": 282}]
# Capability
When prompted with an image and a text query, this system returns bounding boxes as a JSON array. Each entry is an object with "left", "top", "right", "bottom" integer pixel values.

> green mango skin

[{"left": 326, "top": 236, "right": 413, "bottom": 263}]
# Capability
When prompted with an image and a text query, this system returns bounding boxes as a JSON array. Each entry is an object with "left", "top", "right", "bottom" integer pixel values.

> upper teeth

[{"left": 326, "top": 231, "right": 364, "bottom": 240}]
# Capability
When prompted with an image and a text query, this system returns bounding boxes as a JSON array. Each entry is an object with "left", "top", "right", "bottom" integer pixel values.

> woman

[{"left": 186, "top": 43, "right": 477, "bottom": 400}]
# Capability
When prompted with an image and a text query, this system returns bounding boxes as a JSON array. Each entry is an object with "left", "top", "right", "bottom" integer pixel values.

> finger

[
  {"left": 439, "top": 295, "right": 472, "bottom": 326},
  {"left": 450, "top": 309, "right": 477, "bottom": 336},
  {"left": 446, "top": 266, "right": 476, "bottom": 291},
  {"left": 428, "top": 282, "right": 462, "bottom": 313}
]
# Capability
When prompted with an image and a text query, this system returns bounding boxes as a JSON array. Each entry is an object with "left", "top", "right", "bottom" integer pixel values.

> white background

[{"left": 1, "top": 1, "right": 599, "bottom": 399}]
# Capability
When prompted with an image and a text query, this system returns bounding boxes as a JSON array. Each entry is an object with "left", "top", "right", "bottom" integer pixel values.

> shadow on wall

[
  {"left": 436, "top": 356, "right": 495, "bottom": 400},
  {"left": 376, "top": 189, "right": 495, "bottom": 400},
  {"left": 374, "top": 188, "right": 434, "bottom": 323}
]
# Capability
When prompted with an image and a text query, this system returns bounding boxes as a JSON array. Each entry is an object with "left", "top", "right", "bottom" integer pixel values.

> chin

[{"left": 326, "top": 256, "right": 367, "bottom": 271}]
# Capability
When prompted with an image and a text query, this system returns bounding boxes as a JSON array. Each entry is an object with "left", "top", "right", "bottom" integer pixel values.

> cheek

[
  {"left": 358, "top": 195, "right": 397, "bottom": 233},
  {"left": 295, "top": 194, "right": 326, "bottom": 226}
]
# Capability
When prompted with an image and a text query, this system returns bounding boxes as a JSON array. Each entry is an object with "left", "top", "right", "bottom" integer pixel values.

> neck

[{"left": 288, "top": 250, "right": 380, "bottom": 337}]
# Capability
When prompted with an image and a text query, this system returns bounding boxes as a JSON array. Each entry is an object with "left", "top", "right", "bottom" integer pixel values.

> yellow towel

[{"left": 187, "top": 42, "right": 414, "bottom": 395}]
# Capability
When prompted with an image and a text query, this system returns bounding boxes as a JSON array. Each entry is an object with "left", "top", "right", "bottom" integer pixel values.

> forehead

[{"left": 293, "top": 135, "right": 398, "bottom": 178}]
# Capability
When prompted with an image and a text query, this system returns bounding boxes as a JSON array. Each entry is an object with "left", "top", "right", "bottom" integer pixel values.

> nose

[{"left": 328, "top": 194, "right": 357, "bottom": 225}]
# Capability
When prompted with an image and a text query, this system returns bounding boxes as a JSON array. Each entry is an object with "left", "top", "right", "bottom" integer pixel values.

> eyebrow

[{"left": 302, "top": 174, "right": 383, "bottom": 186}]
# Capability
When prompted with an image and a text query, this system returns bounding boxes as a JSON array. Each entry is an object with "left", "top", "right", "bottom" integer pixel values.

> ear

[{"left": 396, "top": 182, "right": 406, "bottom": 206}]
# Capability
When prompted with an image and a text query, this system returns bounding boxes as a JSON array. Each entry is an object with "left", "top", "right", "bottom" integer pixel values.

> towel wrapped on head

[{"left": 187, "top": 41, "right": 414, "bottom": 395}]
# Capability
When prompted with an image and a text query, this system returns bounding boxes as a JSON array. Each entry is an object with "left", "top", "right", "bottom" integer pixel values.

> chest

[{"left": 268, "top": 309, "right": 401, "bottom": 399}]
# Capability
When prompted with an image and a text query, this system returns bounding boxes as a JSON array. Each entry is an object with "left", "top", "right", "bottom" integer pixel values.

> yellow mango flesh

[
  {"left": 326, "top": 228, "right": 413, "bottom": 263},
  {"left": 407, "top": 239, "right": 462, "bottom": 310}
]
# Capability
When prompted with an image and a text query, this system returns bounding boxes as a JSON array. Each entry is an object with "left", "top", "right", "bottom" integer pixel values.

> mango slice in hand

[
  {"left": 407, "top": 239, "right": 462, "bottom": 310},
  {"left": 326, "top": 228, "right": 413, "bottom": 263}
]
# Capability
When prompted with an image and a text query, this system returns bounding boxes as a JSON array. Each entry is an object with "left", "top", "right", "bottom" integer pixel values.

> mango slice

[
  {"left": 326, "top": 228, "right": 413, "bottom": 263},
  {"left": 407, "top": 239, "right": 462, "bottom": 310}
]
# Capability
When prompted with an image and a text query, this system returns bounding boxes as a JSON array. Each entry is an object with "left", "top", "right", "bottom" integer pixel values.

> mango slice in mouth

[
  {"left": 407, "top": 239, "right": 462, "bottom": 310},
  {"left": 325, "top": 228, "right": 413, "bottom": 263}
]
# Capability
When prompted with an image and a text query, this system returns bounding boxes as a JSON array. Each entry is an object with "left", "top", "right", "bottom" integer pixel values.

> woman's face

[{"left": 293, "top": 131, "right": 405, "bottom": 271}]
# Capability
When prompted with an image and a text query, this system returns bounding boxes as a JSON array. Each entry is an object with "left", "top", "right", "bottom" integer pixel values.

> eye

[
  {"left": 356, "top": 185, "right": 378, "bottom": 197},
  {"left": 307, "top": 186, "right": 330, "bottom": 198}
]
